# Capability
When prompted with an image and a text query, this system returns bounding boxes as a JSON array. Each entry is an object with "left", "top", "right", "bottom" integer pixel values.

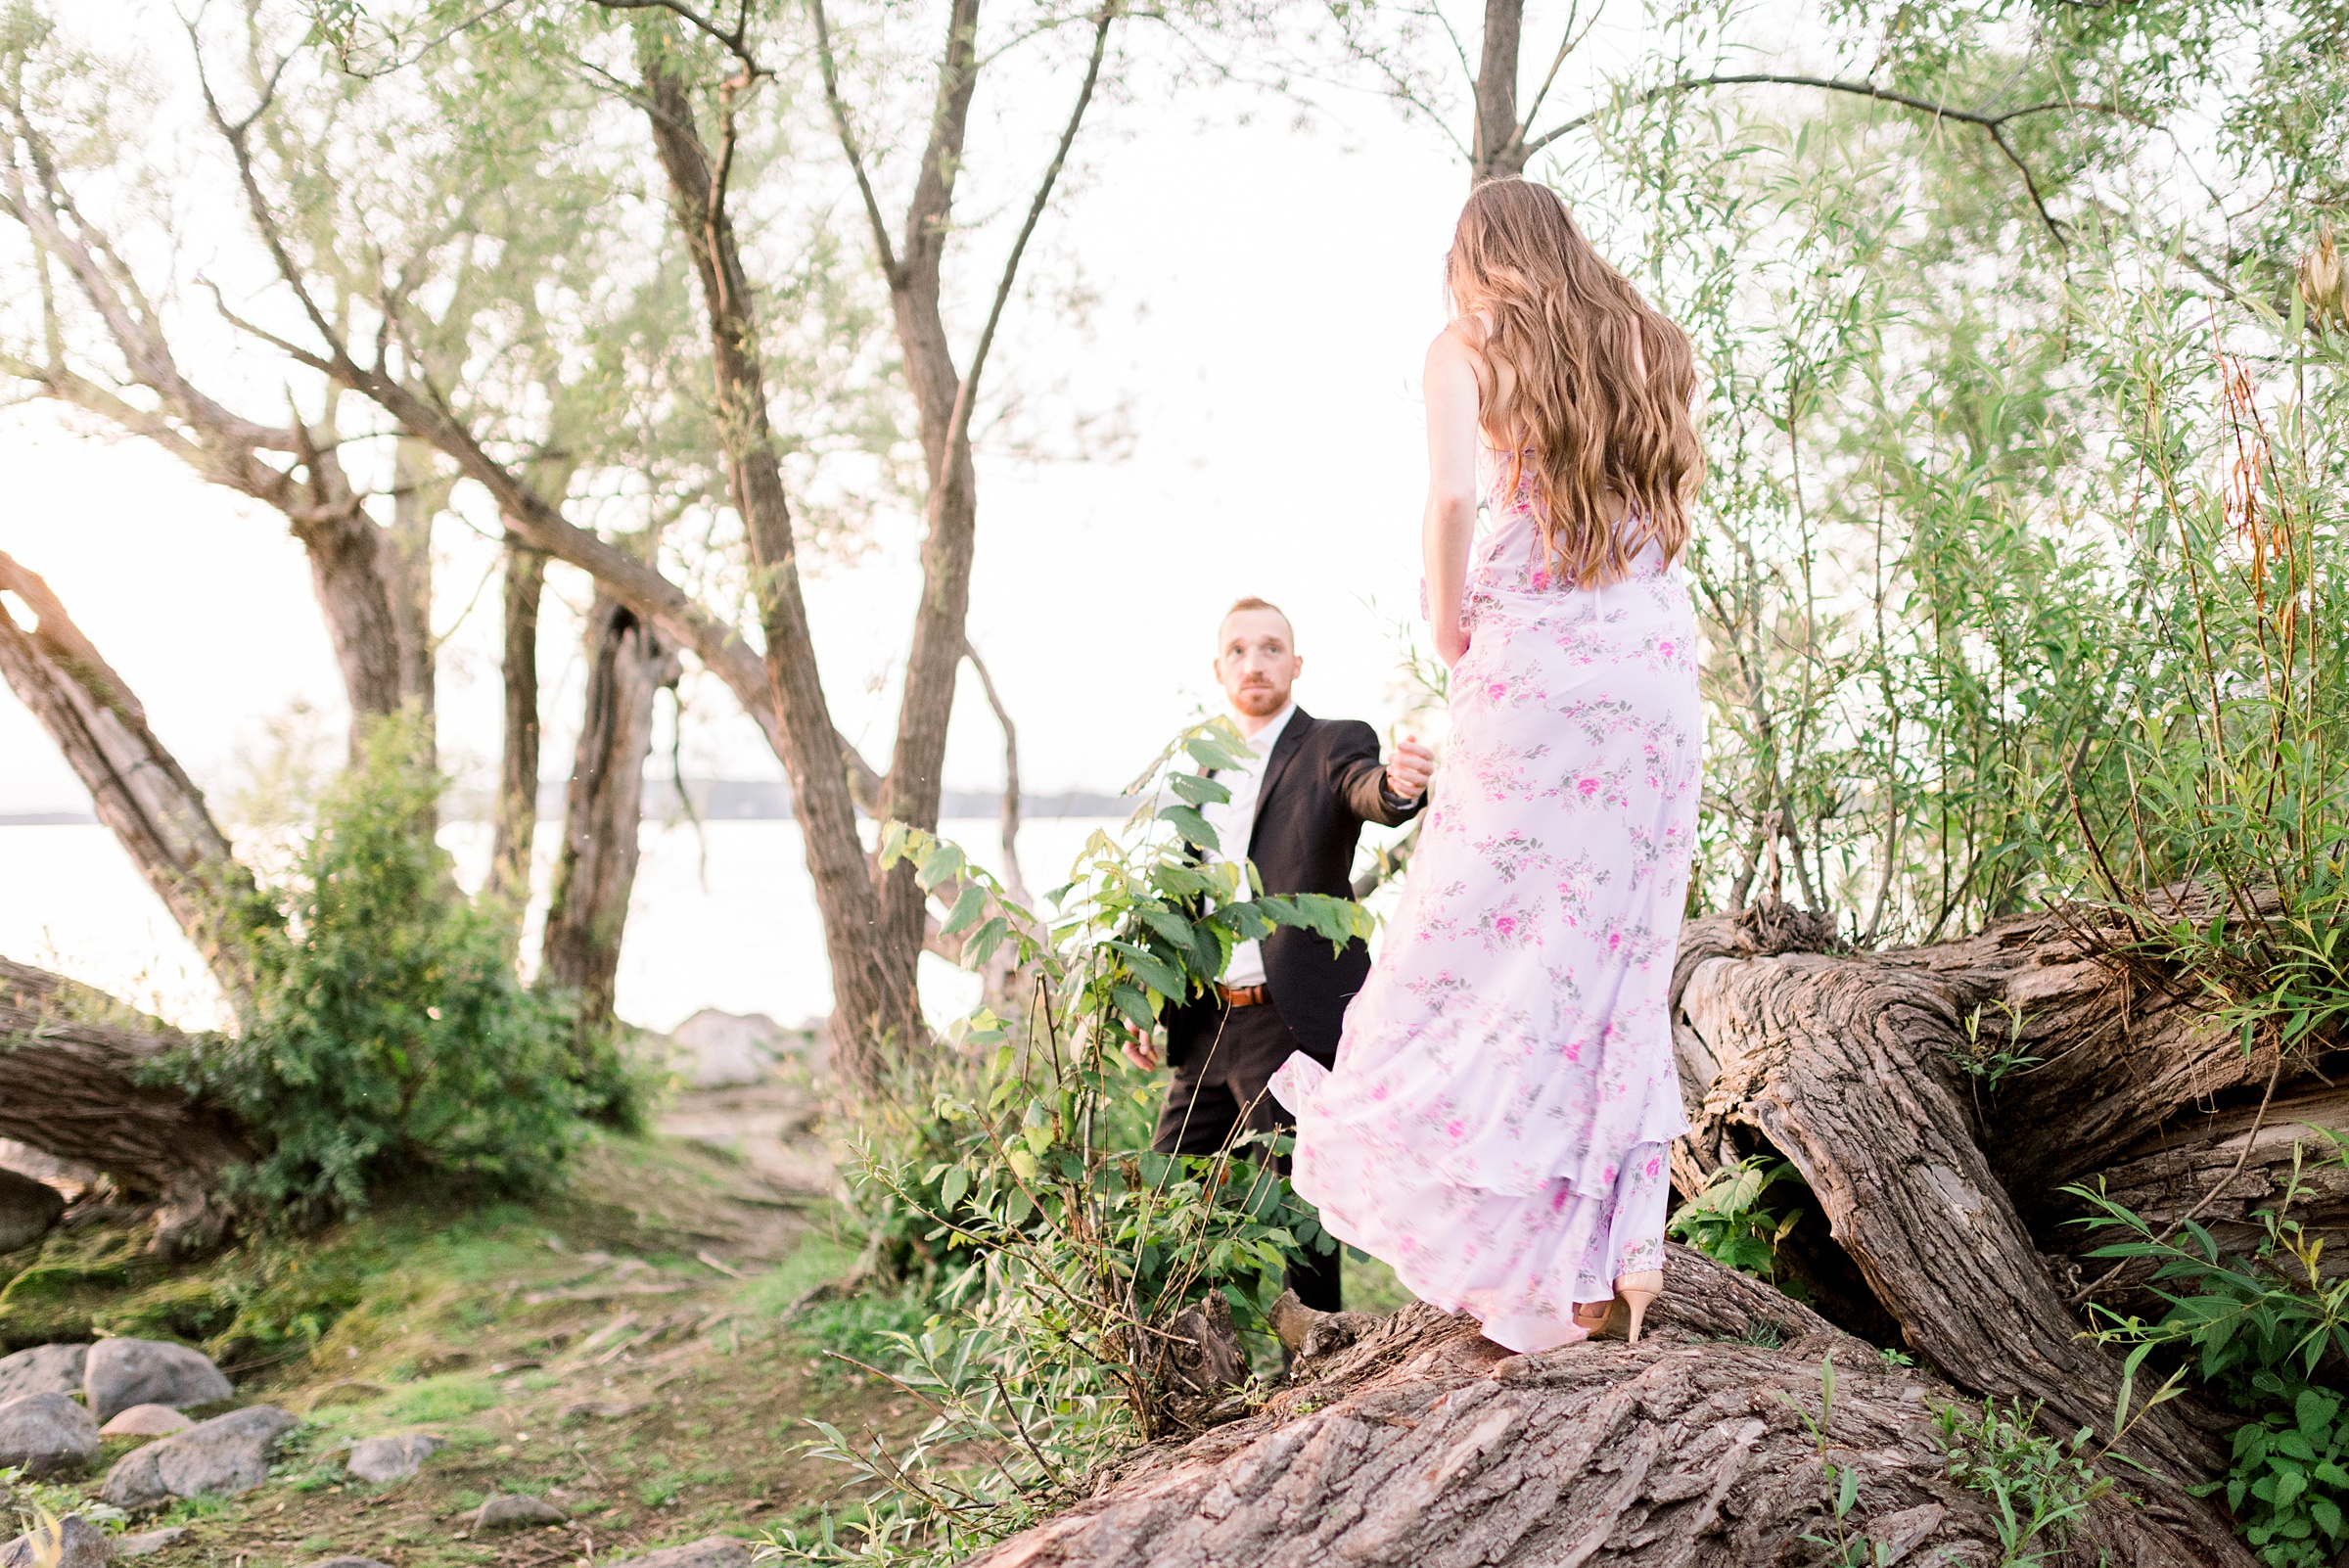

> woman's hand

[{"left": 1433, "top": 620, "right": 1472, "bottom": 669}]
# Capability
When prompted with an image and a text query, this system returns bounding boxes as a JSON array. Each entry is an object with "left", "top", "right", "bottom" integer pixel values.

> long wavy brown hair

[{"left": 1447, "top": 179, "right": 1704, "bottom": 586}]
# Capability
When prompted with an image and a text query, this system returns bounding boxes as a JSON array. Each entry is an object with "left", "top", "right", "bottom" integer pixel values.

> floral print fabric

[{"left": 1269, "top": 453, "right": 1702, "bottom": 1353}]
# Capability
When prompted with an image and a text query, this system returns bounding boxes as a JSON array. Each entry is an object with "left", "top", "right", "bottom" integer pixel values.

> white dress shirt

[{"left": 1200, "top": 703, "right": 1296, "bottom": 988}]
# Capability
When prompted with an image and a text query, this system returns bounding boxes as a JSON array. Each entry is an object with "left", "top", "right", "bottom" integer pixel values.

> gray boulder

[
  {"left": 100, "top": 1405, "right": 298, "bottom": 1508},
  {"left": 345, "top": 1431, "right": 443, "bottom": 1483},
  {"left": 0, "top": 1169, "right": 64, "bottom": 1254},
  {"left": 0, "top": 1392, "right": 101, "bottom": 1476},
  {"left": 606, "top": 1539, "right": 753, "bottom": 1568},
  {"left": 114, "top": 1530, "right": 188, "bottom": 1558},
  {"left": 470, "top": 1494, "right": 568, "bottom": 1532},
  {"left": 0, "top": 1515, "right": 114, "bottom": 1568},
  {"left": 84, "top": 1341, "right": 232, "bottom": 1423},
  {"left": 0, "top": 1344, "right": 88, "bottom": 1402}
]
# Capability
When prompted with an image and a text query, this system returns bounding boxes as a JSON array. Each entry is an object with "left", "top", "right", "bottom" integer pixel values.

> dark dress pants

[{"left": 1150, "top": 1002, "right": 1342, "bottom": 1312}]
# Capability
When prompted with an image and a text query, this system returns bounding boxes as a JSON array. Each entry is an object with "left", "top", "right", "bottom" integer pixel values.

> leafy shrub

[
  {"left": 159, "top": 717, "right": 596, "bottom": 1218},
  {"left": 2068, "top": 1135, "right": 2349, "bottom": 1566},
  {"left": 1667, "top": 1155, "right": 1806, "bottom": 1288},
  {"left": 1933, "top": 1397, "right": 2114, "bottom": 1567},
  {"left": 788, "top": 719, "right": 1370, "bottom": 1563}
]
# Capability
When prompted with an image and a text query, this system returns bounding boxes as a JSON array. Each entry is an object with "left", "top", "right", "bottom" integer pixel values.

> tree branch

[
  {"left": 1521, "top": 70, "right": 2151, "bottom": 243},
  {"left": 937, "top": 1, "right": 1116, "bottom": 482},
  {"left": 806, "top": 0, "right": 903, "bottom": 284}
]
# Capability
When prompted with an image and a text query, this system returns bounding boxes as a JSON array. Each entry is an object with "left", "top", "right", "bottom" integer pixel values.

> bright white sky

[{"left": 0, "top": 0, "right": 1813, "bottom": 814}]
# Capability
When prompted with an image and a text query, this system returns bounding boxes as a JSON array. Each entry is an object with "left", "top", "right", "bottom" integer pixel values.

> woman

[{"left": 1269, "top": 179, "right": 1704, "bottom": 1355}]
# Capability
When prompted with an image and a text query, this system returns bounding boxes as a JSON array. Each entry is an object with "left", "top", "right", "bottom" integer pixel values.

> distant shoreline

[{"left": 0, "top": 783, "right": 1132, "bottom": 828}]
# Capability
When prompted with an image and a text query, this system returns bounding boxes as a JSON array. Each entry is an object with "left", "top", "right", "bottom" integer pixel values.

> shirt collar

[{"left": 1235, "top": 703, "right": 1297, "bottom": 770}]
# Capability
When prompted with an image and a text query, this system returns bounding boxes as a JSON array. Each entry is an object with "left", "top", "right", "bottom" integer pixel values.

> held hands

[{"left": 1386, "top": 735, "right": 1436, "bottom": 802}]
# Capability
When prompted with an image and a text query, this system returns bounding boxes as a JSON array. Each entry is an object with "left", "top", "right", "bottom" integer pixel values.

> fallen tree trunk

[
  {"left": 0, "top": 958, "right": 249, "bottom": 1246},
  {"left": 968, "top": 1247, "right": 2249, "bottom": 1567},
  {"left": 0, "top": 551, "right": 259, "bottom": 1008}
]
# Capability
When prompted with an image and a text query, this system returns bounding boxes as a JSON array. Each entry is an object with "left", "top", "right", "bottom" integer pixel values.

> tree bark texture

[
  {"left": 965, "top": 1246, "right": 2250, "bottom": 1568},
  {"left": 0, "top": 958, "right": 248, "bottom": 1234},
  {"left": 0, "top": 552, "right": 258, "bottom": 1007},
  {"left": 632, "top": 30, "right": 920, "bottom": 1080},
  {"left": 489, "top": 540, "right": 546, "bottom": 912},
  {"left": 540, "top": 593, "right": 680, "bottom": 1032},
  {"left": 1668, "top": 908, "right": 2345, "bottom": 1543}
]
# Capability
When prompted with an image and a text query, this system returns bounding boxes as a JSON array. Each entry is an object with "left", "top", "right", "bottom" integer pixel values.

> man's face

[{"left": 1215, "top": 608, "right": 1303, "bottom": 719}]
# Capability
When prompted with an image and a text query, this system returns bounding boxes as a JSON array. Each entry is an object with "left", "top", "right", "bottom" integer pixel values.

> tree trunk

[
  {"left": 1471, "top": 0, "right": 1526, "bottom": 181},
  {"left": 0, "top": 958, "right": 248, "bottom": 1247},
  {"left": 0, "top": 551, "right": 259, "bottom": 1009},
  {"left": 540, "top": 593, "right": 679, "bottom": 1034},
  {"left": 963, "top": 1246, "right": 2252, "bottom": 1567},
  {"left": 632, "top": 29, "right": 920, "bottom": 1082},
  {"left": 489, "top": 538, "right": 546, "bottom": 914}
]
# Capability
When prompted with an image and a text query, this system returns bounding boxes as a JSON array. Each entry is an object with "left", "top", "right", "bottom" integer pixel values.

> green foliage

[
  {"left": 783, "top": 719, "right": 1372, "bottom": 1563},
  {"left": 1933, "top": 1398, "right": 2115, "bottom": 1567},
  {"left": 2069, "top": 1135, "right": 2349, "bottom": 1566},
  {"left": 1667, "top": 1156, "right": 1806, "bottom": 1287},
  {"left": 157, "top": 718, "right": 602, "bottom": 1219}
]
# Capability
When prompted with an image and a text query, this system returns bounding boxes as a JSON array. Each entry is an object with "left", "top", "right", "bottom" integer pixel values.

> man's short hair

[{"left": 1221, "top": 596, "right": 1294, "bottom": 643}]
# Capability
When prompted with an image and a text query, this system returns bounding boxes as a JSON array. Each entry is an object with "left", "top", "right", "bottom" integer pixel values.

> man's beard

[{"left": 1232, "top": 684, "right": 1287, "bottom": 716}]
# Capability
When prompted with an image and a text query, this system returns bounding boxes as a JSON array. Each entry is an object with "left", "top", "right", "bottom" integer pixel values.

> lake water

[{"left": 0, "top": 815, "right": 1134, "bottom": 1034}]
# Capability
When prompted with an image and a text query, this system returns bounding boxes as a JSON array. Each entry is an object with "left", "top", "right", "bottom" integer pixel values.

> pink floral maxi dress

[{"left": 1268, "top": 452, "right": 1702, "bottom": 1353}]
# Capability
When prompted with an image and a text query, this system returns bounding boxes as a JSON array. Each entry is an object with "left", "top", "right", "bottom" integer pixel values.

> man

[{"left": 1125, "top": 596, "right": 1434, "bottom": 1311}]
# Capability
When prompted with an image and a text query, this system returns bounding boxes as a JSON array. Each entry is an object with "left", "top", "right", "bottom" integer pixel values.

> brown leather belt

[{"left": 1217, "top": 983, "right": 1269, "bottom": 1009}]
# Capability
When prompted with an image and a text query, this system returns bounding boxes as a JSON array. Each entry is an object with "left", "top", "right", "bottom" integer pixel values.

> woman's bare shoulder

[{"left": 1425, "top": 321, "right": 1482, "bottom": 376}]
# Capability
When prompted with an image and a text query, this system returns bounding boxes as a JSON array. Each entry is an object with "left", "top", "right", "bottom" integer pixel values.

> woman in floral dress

[{"left": 1269, "top": 178, "right": 1705, "bottom": 1354}]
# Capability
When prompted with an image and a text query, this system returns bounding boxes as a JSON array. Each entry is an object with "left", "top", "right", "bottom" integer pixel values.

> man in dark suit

[{"left": 1123, "top": 596, "right": 1432, "bottom": 1310}]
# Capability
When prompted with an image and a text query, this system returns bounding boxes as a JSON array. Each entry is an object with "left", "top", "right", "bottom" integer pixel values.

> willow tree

[{"left": 243, "top": 0, "right": 1135, "bottom": 1079}]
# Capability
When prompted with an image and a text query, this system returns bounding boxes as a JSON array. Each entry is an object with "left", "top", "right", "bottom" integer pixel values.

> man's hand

[
  {"left": 1385, "top": 735, "right": 1436, "bottom": 802},
  {"left": 1122, "top": 1030, "right": 1162, "bottom": 1072}
]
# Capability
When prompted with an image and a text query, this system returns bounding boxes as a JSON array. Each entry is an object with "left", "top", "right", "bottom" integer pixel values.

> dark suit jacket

[{"left": 1164, "top": 707, "right": 1425, "bottom": 1070}]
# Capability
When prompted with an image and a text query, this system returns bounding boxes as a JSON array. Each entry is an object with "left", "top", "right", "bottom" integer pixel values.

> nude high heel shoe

[{"left": 1613, "top": 1269, "right": 1664, "bottom": 1344}]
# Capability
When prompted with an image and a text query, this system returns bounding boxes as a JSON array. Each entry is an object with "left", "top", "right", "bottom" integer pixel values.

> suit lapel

[{"left": 1248, "top": 707, "right": 1313, "bottom": 860}]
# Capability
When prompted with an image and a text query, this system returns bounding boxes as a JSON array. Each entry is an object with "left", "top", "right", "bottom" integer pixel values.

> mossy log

[{"left": 0, "top": 957, "right": 247, "bottom": 1245}]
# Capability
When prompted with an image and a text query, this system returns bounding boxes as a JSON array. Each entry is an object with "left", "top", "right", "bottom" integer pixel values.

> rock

[
  {"left": 100, "top": 1405, "right": 298, "bottom": 1508},
  {"left": 345, "top": 1431, "right": 443, "bottom": 1483},
  {"left": 605, "top": 1538, "right": 753, "bottom": 1568},
  {"left": 84, "top": 1341, "right": 232, "bottom": 1423},
  {"left": 0, "top": 1140, "right": 100, "bottom": 1196},
  {"left": 469, "top": 1494, "right": 569, "bottom": 1532},
  {"left": 100, "top": 1405, "right": 194, "bottom": 1438},
  {"left": 113, "top": 1530, "right": 188, "bottom": 1558},
  {"left": 0, "top": 1515, "right": 113, "bottom": 1568},
  {"left": 0, "top": 1392, "right": 101, "bottom": 1476},
  {"left": 0, "top": 1344, "right": 88, "bottom": 1402},
  {"left": 668, "top": 1008, "right": 796, "bottom": 1087},
  {"left": 0, "top": 1168, "right": 64, "bottom": 1253}
]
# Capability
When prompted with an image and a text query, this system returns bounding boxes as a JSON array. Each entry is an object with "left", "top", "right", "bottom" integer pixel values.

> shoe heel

[{"left": 1614, "top": 1269, "right": 1663, "bottom": 1345}]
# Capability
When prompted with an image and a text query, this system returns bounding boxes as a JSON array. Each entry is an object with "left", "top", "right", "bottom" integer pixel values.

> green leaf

[
  {"left": 940, "top": 1166, "right": 971, "bottom": 1210},
  {"left": 1170, "top": 772, "right": 1232, "bottom": 807},
  {"left": 941, "top": 884, "right": 988, "bottom": 937},
  {"left": 1111, "top": 984, "right": 1155, "bottom": 1031},
  {"left": 916, "top": 842, "right": 966, "bottom": 890},
  {"left": 967, "top": 916, "right": 1012, "bottom": 969},
  {"left": 1160, "top": 804, "right": 1220, "bottom": 852}
]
